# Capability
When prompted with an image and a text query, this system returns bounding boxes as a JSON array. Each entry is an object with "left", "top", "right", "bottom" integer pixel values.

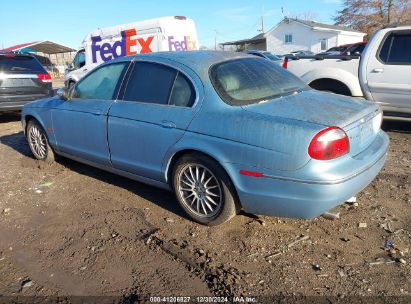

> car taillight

[
  {"left": 282, "top": 57, "right": 288, "bottom": 69},
  {"left": 308, "top": 126, "right": 349, "bottom": 160},
  {"left": 37, "top": 73, "right": 52, "bottom": 83}
]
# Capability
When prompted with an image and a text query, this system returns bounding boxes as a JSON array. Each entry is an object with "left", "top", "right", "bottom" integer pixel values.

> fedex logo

[
  {"left": 91, "top": 28, "right": 154, "bottom": 63},
  {"left": 168, "top": 36, "right": 197, "bottom": 51}
]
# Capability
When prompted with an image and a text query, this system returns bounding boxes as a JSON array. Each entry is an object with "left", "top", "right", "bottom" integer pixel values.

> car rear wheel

[
  {"left": 172, "top": 154, "right": 239, "bottom": 226},
  {"left": 27, "top": 120, "right": 55, "bottom": 162}
]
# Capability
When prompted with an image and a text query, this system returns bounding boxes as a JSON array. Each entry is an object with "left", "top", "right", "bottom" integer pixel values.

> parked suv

[{"left": 0, "top": 52, "right": 53, "bottom": 112}]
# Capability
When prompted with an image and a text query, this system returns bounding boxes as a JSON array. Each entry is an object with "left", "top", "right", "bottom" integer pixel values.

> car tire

[
  {"left": 172, "top": 153, "right": 239, "bottom": 226},
  {"left": 26, "top": 119, "right": 55, "bottom": 163}
]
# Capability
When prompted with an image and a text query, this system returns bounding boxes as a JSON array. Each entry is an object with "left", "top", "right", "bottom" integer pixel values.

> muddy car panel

[{"left": 22, "top": 51, "right": 389, "bottom": 220}]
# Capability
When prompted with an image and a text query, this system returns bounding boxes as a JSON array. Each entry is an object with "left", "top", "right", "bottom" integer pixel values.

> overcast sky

[{"left": 0, "top": 0, "right": 342, "bottom": 49}]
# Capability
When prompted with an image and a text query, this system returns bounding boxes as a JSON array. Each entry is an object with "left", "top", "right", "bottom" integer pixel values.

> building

[
  {"left": 221, "top": 17, "right": 366, "bottom": 55},
  {"left": 1, "top": 41, "right": 76, "bottom": 78}
]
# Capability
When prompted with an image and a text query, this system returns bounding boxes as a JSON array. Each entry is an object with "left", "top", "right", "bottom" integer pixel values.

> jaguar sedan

[{"left": 22, "top": 51, "right": 389, "bottom": 225}]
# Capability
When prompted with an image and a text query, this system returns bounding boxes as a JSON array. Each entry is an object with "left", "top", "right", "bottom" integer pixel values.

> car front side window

[{"left": 72, "top": 63, "right": 127, "bottom": 100}]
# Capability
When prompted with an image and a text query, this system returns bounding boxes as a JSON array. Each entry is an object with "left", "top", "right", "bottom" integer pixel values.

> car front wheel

[
  {"left": 26, "top": 119, "right": 55, "bottom": 162},
  {"left": 172, "top": 154, "right": 239, "bottom": 226}
]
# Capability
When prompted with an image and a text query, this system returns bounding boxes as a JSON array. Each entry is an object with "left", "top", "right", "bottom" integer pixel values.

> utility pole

[
  {"left": 258, "top": 15, "right": 265, "bottom": 33},
  {"left": 261, "top": 15, "right": 264, "bottom": 33}
]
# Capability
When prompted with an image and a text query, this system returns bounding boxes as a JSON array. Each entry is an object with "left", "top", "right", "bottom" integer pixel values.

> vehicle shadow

[
  {"left": 0, "top": 112, "right": 21, "bottom": 123},
  {"left": 0, "top": 131, "right": 188, "bottom": 221},
  {"left": 382, "top": 119, "right": 411, "bottom": 134}
]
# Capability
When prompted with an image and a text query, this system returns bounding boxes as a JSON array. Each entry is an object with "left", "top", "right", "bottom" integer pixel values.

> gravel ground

[{"left": 0, "top": 113, "right": 410, "bottom": 303}]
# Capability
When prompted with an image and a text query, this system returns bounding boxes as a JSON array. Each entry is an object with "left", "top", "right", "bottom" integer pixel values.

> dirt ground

[{"left": 0, "top": 112, "right": 410, "bottom": 303}]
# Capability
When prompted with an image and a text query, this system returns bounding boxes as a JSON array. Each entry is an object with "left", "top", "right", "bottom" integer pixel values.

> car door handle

[
  {"left": 372, "top": 68, "right": 384, "bottom": 73},
  {"left": 161, "top": 121, "right": 176, "bottom": 129}
]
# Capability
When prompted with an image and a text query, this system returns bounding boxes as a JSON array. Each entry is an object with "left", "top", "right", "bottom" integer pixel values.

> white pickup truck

[{"left": 285, "top": 25, "right": 411, "bottom": 117}]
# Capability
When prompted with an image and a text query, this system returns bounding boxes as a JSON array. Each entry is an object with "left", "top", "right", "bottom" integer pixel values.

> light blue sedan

[{"left": 21, "top": 51, "right": 389, "bottom": 225}]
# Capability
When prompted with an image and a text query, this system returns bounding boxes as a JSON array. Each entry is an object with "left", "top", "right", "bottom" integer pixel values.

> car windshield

[
  {"left": 210, "top": 57, "right": 308, "bottom": 106},
  {"left": 262, "top": 52, "right": 281, "bottom": 61}
]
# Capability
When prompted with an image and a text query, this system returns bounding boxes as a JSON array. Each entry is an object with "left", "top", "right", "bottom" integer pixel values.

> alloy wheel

[{"left": 177, "top": 164, "right": 223, "bottom": 218}]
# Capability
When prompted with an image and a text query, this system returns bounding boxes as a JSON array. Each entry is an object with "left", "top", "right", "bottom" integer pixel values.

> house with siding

[{"left": 221, "top": 17, "right": 366, "bottom": 55}]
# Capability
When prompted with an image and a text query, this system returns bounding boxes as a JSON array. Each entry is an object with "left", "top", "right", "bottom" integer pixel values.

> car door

[
  {"left": 366, "top": 30, "right": 411, "bottom": 112},
  {"left": 52, "top": 61, "right": 129, "bottom": 166},
  {"left": 108, "top": 61, "right": 199, "bottom": 181}
]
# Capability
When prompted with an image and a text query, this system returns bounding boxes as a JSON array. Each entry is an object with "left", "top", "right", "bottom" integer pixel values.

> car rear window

[
  {"left": 210, "top": 58, "right": 307, "bottom": 106},
  {"left": 0, "top": 55, "right": 45, "bottom": 73},
  {"left": 263, "top": 52, "right": 281, "bottom": 61}
]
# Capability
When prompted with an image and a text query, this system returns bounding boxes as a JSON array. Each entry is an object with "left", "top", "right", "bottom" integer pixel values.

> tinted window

[
  {"left": 379, "top": 35, "right": 391, "bottom": 62},
  {"left": 123, "top": 62, "right": 177, "bottom": 104},
  {"left": 388, "top": 34, "right": 411, "bottom": 63},
  {"left": 210, "top": 58, "right": 307, "bottom": 106},
  {"left": 379, "top": 32, "right": 411, "bottom": 64},
  {"left": 73, "top": 63, "right": 127, "bottom": 100},
  {"left": 0, "top": 55, "right": 45, "bottom": 73},
  {"left": 169, "top": 73, "right": 195, "bottom": 107},
  {"left": 262, "top": 52, "right": 281, "bottom": 61}
]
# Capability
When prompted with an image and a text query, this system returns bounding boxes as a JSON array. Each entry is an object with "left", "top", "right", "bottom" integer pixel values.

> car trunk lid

[{"left": 242, "top": 89, "right": 381, "bottom": 156}]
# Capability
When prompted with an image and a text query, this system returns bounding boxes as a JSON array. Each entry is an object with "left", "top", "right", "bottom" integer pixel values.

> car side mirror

[{"left": 56, "top": 88, "right": 70, "bottom": 101}]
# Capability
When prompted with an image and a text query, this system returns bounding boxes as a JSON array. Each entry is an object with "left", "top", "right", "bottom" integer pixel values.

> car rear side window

[
  {"left": 0, "top": 55, "right": 46, "bottom": 73},
  {"left": 123, "top": 62, "right": 177, "bottom": 105},
  {"left": 169, "top": 73, "right": 196, "bottom": 107},
  {"left": 73, "top": 63, "right": 127, "bottom": 100},
  {"left": 210, "top": 57, "right": 307, "bottom": 106},
  {"left": 379, "top": 32, "right": 411, "bottom": 64}
]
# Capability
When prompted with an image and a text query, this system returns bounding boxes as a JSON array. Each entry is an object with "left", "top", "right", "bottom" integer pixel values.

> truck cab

[
  {"left": 65, "top": 49, "right": 86, "bottom": 89},
  {"left": 359, "top": 26, "right": 411, "bottom": 117}
]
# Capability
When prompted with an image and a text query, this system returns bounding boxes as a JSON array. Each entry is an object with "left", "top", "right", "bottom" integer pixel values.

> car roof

[
  {"left": 114, "top": 51, "right": 255, "bottom": 80},
  {"left": 244, "top": 50, "right": 266, "bottom": 53}
]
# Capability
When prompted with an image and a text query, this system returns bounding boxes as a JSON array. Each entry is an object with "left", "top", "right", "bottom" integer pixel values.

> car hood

[
  {"left": 23, "top": 96, "right": 57, "bottom": 108},
  {"left": 241, "top": 89, "right": 379, "bottom": 128}
]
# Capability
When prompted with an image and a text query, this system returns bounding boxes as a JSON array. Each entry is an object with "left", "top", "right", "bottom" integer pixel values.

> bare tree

[
  {"left": 335, "top": 0, "right": 411, "bottom": 35},
  {"left": 288, "top": 10, "right": 318, "bottom": 21}
]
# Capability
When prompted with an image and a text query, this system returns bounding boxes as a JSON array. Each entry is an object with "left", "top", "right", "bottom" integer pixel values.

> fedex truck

[{"left": 64, "top": 16, "right": 199, "bottom": 88}]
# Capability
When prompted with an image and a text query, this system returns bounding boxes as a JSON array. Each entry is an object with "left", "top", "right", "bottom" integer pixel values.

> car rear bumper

[
  {"left": 0, "top": 94, "right": 53, "bottom": 111},
  {"left": 227, "top": 131, "right": 389, "bottom": 219}
]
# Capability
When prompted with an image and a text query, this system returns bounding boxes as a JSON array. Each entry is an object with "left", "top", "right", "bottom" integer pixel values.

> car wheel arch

[
  {"left": 165, "top": 149, "right": 241, "bottom": 205},
  {"left": 24, "top": 114, "right": 40, "bottom": 133},
  {"left": 24, "top": 115, "right": 52, "bottom": 145},
  {"left": 309, "top": 78, "right": 352, "bottom": 96}
]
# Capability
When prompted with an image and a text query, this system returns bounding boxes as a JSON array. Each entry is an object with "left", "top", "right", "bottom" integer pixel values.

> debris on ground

[
  {"left": 322, "top": 211, "right": 340, "bottom": 220},
  {"left": 384, "top": 240, "right": 394, "bottom": 250},
  {"left": 287, "top": 235, "right": 310, "bottom": 248},
  {"left": 21, "top": 279, "right": 33, "bottom": 290},
  {"left": 38, "top": 181, "right": 54, "bottom": 188},
  {"left": 379, "top": 223, "right": 393, "bottom": 233},
  {"left": 346, "top": 197, "right": 357, "bottom": 204},
  {"left": 358, "top": 222, "right": 367, "bottom": 228}
]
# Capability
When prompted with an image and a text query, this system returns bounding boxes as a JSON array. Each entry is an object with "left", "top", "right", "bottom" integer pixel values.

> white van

[{"left": 65, "top": 16, "right": 199, "bottom": 88}]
